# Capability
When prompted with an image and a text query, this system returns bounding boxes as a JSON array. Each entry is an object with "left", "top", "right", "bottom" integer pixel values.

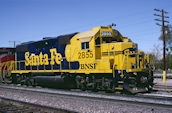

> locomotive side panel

[{"left": 14, "top": 33, "right": 79, "bottom": 73}]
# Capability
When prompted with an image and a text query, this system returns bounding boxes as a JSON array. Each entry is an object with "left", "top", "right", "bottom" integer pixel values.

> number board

[{"left": 101, "top": 32, "right": 112, "bottom": 36}]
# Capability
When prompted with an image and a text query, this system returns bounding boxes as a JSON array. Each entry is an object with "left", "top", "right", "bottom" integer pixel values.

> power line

[
  {"left": 118, "top": 19, "right": 153, "bottom": 29},
  {"left": 128, "top": 31, "right": 160, "bottom": 37},
  {"left": 154, "top": 8, "right": 170, "bottom": 83},
  {"left": 54, "top": 9, "right": 156, "bottom": 33}
]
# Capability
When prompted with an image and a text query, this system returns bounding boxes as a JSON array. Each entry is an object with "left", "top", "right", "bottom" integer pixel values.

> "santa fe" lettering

[{"left": 25, "top": 48, "right": 62, "bottom": 66}]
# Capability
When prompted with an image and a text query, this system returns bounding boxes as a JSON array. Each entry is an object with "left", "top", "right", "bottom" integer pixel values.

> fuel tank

[{"left": 33, "top": 75, "right": 76, "bottom": 89}]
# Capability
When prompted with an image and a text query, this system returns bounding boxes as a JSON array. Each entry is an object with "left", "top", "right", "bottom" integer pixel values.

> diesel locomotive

[{"left": 1, "top": 26, "right": 154, "bottom": 93}]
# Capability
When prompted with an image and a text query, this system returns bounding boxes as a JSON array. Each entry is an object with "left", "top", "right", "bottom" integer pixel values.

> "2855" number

[{"left": 78, "top": 51, "right": 93, "bottom": 59}]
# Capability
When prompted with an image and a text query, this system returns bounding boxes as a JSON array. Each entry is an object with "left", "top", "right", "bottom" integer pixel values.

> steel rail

[
  {"left": 0, "top": 84, "right": 172, "bottom": 108},
  {"left": 0, "top": 95, "right": 76, "bottom": 113}
]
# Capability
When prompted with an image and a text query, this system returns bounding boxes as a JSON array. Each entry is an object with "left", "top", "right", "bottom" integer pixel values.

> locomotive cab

[
  {"left": 93, "top": 26, "right": 153, "bottom": 93},
  {"left": 65, "top": 26, "right": 154, "bottom": 93}
]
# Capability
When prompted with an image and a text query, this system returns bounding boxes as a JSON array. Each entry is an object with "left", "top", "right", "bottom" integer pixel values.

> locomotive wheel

[
  {"left": 147, "top": 85, "right": 153, "bottom": 92},
  {"left": 91, "top": 82, "right": 98, "bottom": 92},
  {"left": 81, "top": 82, "right": 86, "bottom": 91}
]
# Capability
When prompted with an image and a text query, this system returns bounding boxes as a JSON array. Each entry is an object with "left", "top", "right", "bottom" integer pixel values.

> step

[
  {"left": 129, "top": 77, "right": 135, "bottom": 79},
  {"left": 115, "top": 87, "right": 123, "bottom": 90},
  {"left": 118, "top": 81, "right": 124, "bottom": 84}
]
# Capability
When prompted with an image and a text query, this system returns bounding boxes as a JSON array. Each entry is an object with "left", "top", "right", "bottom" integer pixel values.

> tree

[
  {"left": 149, "top": 44, "right": 163, "bottom": 70},
  {"left": 159, "top": 24, "right": 172, "bottom": 71},
  {"left": 166, "top": 54, "right": 172, "bottom": 70},
  {"left": 159, "top": 24, "right": 172, "bottom": 53}
]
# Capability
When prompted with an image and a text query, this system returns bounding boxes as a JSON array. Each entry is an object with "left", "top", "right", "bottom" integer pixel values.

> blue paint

[{"left": 16, "top": 33, "right": 79, "bottom": 70}]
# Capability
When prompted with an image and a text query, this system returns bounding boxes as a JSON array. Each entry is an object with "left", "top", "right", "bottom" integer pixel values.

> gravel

[
  {"left": 0, "top": 87, "right": 172, "bottom": 113},
  {"left": 0, "top": 101, "right": 66, "bottom": 113}
]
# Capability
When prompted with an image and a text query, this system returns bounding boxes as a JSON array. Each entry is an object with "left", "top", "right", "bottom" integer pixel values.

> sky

[{"left": 0, "top": 0, "right": 172, "bottom": 53}]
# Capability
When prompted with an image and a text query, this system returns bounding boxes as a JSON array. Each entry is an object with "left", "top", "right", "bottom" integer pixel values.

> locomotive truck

[{"left": 1, "top": 26, "right": 154, "bottom": 93}]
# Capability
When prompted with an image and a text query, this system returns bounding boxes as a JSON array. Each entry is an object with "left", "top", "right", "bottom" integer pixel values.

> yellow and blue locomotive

[{"left": 10, "top": 26, "right": 154, "bottom": 93}]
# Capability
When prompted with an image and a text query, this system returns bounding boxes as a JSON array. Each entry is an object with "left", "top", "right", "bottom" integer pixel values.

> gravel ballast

[{"left": 0, "top": 87, "right": 172, "bottom": 113}]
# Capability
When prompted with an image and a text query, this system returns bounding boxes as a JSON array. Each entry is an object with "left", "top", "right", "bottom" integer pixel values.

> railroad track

[
  {"left": 154, "top": 84, "right": 172, "bottom": 92},
  {"left": 0, "top": 84, "right": 172, "bottom": 107},
  {"left": 154, "top": 73, "right": 172, "bottom": 79},
  {"left": 0, "top": 92, "right": 76, "bottom": 113}
]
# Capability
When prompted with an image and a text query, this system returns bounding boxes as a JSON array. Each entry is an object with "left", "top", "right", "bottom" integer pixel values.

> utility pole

[
  {"left": 154, "top": 8, "right": 169, "bottom": 83},
  {"left": 9, "top": 41, "right": 20, "bottom": 48}
]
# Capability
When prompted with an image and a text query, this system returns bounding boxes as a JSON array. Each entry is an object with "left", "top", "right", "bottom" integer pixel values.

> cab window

[
  {"left": 81, "top": 42, "right": 89, "bottom": 50},
  {"left": 102, "top": 37, "right": 117, "bottom": 43},
  {"left": 95, "top": 37, "right": 100, "bottom": 45}
]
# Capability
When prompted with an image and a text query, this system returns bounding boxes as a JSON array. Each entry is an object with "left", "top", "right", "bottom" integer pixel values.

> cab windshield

[{"left": 102, "top": 37, "right": 117, "bottom": 43}]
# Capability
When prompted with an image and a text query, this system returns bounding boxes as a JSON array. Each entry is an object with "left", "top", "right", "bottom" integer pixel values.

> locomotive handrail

[
  {"left": 121, "top": 54, "right": 126, "bottom": 69},
  {"left": 121, "top": 52, "right": 150, "bottom": 71},
  {"left": 12, "top": 58, "right": 111, "bottom": 72},
  {"left": 11, "top": 53, "right": 152, "bottom": 73}
]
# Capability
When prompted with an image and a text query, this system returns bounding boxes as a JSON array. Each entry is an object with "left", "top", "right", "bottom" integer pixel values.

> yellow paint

[
  {"left": 50, "top": 48, "right": 62, "bottom": 65},
  {"left": 126, "top": 68, "right": 150, "bottom": 72},
  {"left": 118, "top": 81, "right": 124, "bottom": 83},
  {"left": 163, "top": 71, "right": 166, "bottom": 83},
  {"left": 25, "top": 48, "right": 62, "bottom": 66},
  {"left": 129, "top": 77, "right": 135, "bottom": 79},
  {"left": 115, "top": 87, "right": 123, "bottom": 90}
]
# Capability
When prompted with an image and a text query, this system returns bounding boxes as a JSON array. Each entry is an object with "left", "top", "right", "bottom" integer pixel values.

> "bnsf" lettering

[{"left": 80, "top": 63, "right": 97, "bottom": 69}]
